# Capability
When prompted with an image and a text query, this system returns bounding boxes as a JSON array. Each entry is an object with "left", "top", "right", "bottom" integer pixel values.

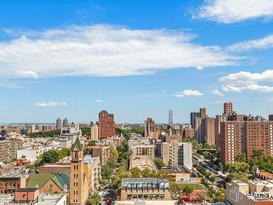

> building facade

[
  {"left": 99, "top": 110, "right": 115, "bottom": 138},
  {"left": 144, "top": 118, "right": 156, "bottom": 138},
  {"left": 226, "top": 180, "right": 273, "bottom": 205},
  {"left": 0, "top": 139, "right": 23, "bottom": 163},
  {"left": 120, "top": 178, "right": 171, "bottom": 201},
  {"left": 70, "top": 138, "right": 92, "bottom": 205},
  {"left": 220, "top": 121, "right": 273, "bottom": 164},
  {"left": 90, "top": 124, "right": 99, "bottom": 140},
  {"left": 224, "top": 101, "right": 233, "bottom": 115},
  {"left": 159, "top": 140, "right": 192, "bottom": 170},
  {"left": 169, "top": 110, "right": 173, "bottom": 125}
]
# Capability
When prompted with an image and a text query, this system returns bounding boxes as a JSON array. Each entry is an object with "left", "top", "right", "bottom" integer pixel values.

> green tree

[
  {"left": 57, "top": 148, "right": 70, "bottom": 160},
  {"left": 27, "top": 129, "right": 61, "bottom": 138},
  {"left": 235, "top": 153, "right": 246, "bottom": 162},
  {"left": 87, "top": 140, "right": 97, "bottom": 146},
  {"left": 209, "top": 176, "right": 216, "bottom": 183},
  {"left": 218, "top": 162, "right": 224, "bottom": 171},
  {"left": 81, "top": 127, "right": 91, "bottom": 136},
  {"left": 182, "top": 185, "right": 194, "bottom": 196},
  {"left": 154, "top": 158, "right": 166, "bottom": 169},
  {"left": 42, "top": 150, "right": 59, "bottom": 164},
  {"left": 141, "top": 168, "right": 152, "bottom": 177},
  {"left": 168, "top": 160, "right": 172, "bottom": 169},
  {"left": 101, "top": 164, "right": 113, "bottom": 180},
  {"left": 86, "top": 192, "right": 101, "bottom": 205},
  {"left": 130, "top": 167, "right": 141, "bottom": 178}
]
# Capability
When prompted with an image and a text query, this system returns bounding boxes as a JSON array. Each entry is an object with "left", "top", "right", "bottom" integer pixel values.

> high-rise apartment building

[
  {"left": 169, "top": 110, "right": 173, "bottom": 125},
  {"left": 190, "top": 112, "right": 200, "bottom": 129},
  {"left": 56, "top": 118, "right": 62, "bottom": 129},
  {"left": 131, "top": 144, "right": 155, "bottom": 159},
  {"left": 269, "top": 114, "right": 273, "bottom": 121},
  {"left": 215, "top": 115, "right": 228, "bottom": 147},
  {"left": 204, "top": 117, "right": 216, "bottom": 145},
  {"left": 63, "top": 118, "right": 68, "bottom": 127},
  {"left": 160, "top": 140, "right": 192, "bottom": 170},
  {"left": 223, "top": 101, "right": 233, "bottom": 115},
  {"left": 200, "top": 107, "right": 206, "bottom": 118},
  {"left": 90, "top": 124, "right": 99, "bottom": 140},
  {"left": 0, "top": 139, "right": 23, "bottom": 163},
  {"left": 98, "top": 110, "right": 115, "bottom": 138},
  {"left": 220, "top": 121, "right": 273, "bottom": 164},
  {"left": 144, "top": 118, "right": 156, "bottom": 138}
]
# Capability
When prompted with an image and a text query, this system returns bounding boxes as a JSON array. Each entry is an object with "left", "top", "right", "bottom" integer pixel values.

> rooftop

[
  {"left": 16, "top": 188, "right": 39, "bottom": 192},
  {"left": 35, "top": 194, "right": 66, "bottom": 205},
  {"left": 163, "top": 165, "right": 190, "bottom": 174}
]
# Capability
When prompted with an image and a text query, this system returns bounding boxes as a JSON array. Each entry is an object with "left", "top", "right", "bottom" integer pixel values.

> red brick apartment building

[
  {"left": 99, "top": 110, "right": 115, "bottom": 138},
  {"left": 220, "top": 121, "right": 273, "bottom": 164}
]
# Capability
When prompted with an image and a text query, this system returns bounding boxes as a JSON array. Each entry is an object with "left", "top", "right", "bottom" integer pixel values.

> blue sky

[{"left": 1, "top": 0, "right": 273, "bottom": 124}]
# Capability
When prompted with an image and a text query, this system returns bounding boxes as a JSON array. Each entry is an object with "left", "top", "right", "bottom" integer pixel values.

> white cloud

[
  {"left": 212, "top": 89, "right": 224, "bottom": 96},
  {"left": 15, "top": 70, "right": 38, "bottom": 78},
  {"left": 95, "top": 99, "right": 103, "bottom": 103},
  {"left": 175, "top": 89, "right": 203, "bottom": 98},
  {"left": 228, "top": 34, "right": 273, "bottom": 52},
  {"left": 0, "top": 25, "right": 237, "bottom": 78},
  {"left": 34, "top": 102, "right": 67, "bottom": 107},
  {"left": 197, "top": 0, "right": 273, "bottom": 23},
  {"left": 219, "top": 70, "right": 273, "bottom": 92}
]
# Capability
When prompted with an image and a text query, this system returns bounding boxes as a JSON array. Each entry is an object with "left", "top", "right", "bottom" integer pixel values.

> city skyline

[{"left": 0, "top": 0, "right": 273, "bottom": 123}]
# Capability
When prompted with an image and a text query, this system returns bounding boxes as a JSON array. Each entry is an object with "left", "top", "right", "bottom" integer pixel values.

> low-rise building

[
  {"left": 120, "top": 178, "right": 171, "bottom": 201},
  {"left": 85, "top": 146, "right": 110, "bottom": 165},
  {"left": 26, "top": 173, "right": 70, "bottom": 194},
  {"left": 226, "top": 180, "right": 273, "bottom": 205},
  {"left": 0, "top": 173, "right": 29, "bottom": 194},
  {"left": 55, "top": 124, "right": 81, "bottom": 148},
  {"left": 129, "top": 155, "right": 158, "bottom": 172},
  {"left": 38, "top": 163, "right": 71, "bottom": 174},
  {"left": 6, "top": 188, "right": 67, "bottom": 205},
  {"left": 17, "top": 144, "right": 62, "bottom": 163}
]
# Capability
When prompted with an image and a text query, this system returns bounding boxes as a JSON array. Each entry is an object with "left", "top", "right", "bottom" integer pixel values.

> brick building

[
  {"left": 144, "top": 118, "right": 157, "bottom": 138},
  {"left": 0, "top": 174, "right": 29, "bottom": 194},
  {"left": 85, "top": 146, "right": 110, "bottom": 165},
  {"left": 99, "top": 110, "right": 115, "bottom": 138},
  {"left": 220, "top": 121, "right": 273, "bottom": 164}
]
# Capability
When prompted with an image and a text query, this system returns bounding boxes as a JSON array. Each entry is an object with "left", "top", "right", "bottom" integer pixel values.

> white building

[
  {"left": 17, "top": 144, "right": 62, "bottom": 163},
  {"left": 55, "top": 124, "right": 81, "bottom": 148}
]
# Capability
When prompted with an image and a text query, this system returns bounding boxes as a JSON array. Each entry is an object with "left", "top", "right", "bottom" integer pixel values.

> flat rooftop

[
  {"left": 163, "top": 165, "right": 190, "bottom": 174},
  {"left": 41, "top": 163, "right": 70, "bottom": 168},
  {"left": 35, "top": 194, "right": 66, "bottom": 205},
  {"left": 115, "top": 200, "right": 177, "bottom": 205}
]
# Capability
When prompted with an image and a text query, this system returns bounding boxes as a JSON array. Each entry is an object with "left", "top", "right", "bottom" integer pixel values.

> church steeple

[{"left": 71, "top": 136, "right": 83, "bottom": 161}]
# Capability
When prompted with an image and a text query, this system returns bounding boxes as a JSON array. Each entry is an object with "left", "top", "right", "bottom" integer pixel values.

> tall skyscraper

[
  {"left": 56, "top": 118, "right": 62, "bottom": 129},
  {"left": 63, "top": 118, "right": 68, "bottom": 127},
  {"left": 200, "top": 107, "right": 206, "bottom": 118},
  {"left": 190, "top": 112, "right": 200, "bottom": 128},
  {"left": 169, "top": 110, "right": 173, "bottom": 125},
  {"left": 224, "top": 101, "right": 233, "bottom": 115},
  {"left": 98, "top": 110, "right": 115, "bottom": 138}
]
